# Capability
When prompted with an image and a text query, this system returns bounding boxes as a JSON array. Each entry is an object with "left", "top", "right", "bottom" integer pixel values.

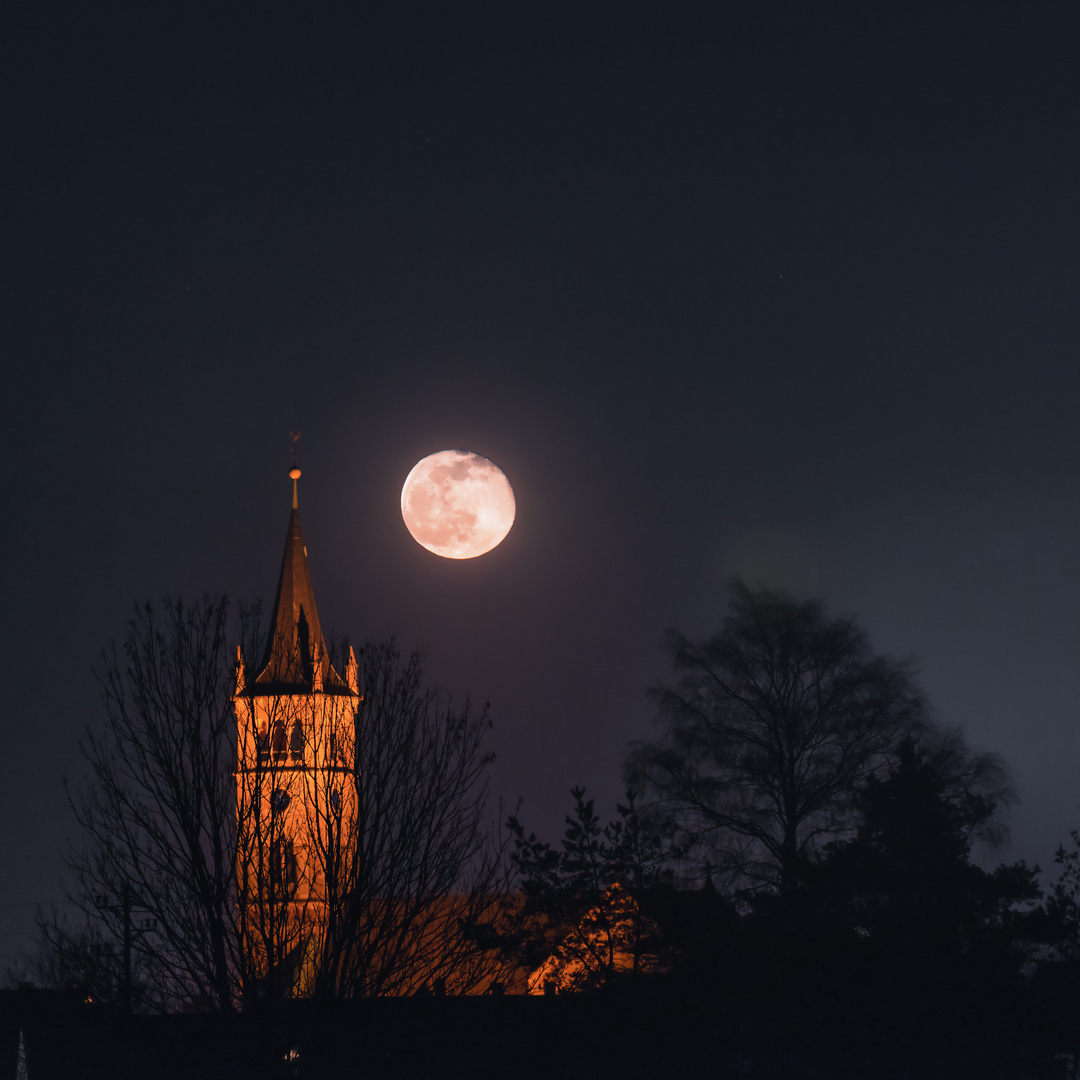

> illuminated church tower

[{"left": 234, "top": 466, "right": 360, "bottom": 997}]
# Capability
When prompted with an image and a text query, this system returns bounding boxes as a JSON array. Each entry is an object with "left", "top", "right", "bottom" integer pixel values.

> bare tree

[
  {"left": 627, "top": 584, "right": 1014, "bottom": 895},
  {"left": 58, "top": 597, "right": 242, "bottom": 1010},
  {"left": 627, "top": 584, "right": 931, "bottom": 894},
  {"left": 316, "top": 638, "right": 517, "bottom": 998},
  {"left": 46, "top": 598, "right": 515, "bottom": 1009}
]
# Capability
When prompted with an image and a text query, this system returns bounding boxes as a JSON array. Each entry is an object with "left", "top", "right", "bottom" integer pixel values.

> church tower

[{"left": 233, "top": 466, "right": 360, "bottom": 998}]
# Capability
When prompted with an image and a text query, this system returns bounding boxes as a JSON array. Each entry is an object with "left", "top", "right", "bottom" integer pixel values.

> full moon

[{"left": 401, "top": 449, "right": 516, "bottom": 559}]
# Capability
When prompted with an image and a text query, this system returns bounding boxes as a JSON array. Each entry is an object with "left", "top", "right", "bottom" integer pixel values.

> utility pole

[
  {"left": 121, "top": 882, "right": 132, "bottom": 1015},
  {"left": 93, "top": 884, "right": 155, "bottom": 1013}
]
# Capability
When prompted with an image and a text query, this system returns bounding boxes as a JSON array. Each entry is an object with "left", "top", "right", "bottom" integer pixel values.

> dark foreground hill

[{"left": 0, "top": 983, "right": 1077, "bottom": 1079}]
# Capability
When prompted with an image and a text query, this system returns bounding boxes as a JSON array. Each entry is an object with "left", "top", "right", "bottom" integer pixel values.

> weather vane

[{"left": 289, "top": 431, "right": 301, "bottom": 470}]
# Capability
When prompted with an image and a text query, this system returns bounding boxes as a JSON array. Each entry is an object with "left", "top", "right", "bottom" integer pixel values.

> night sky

[{"left": 4, "top": 2, "right": 1080, "bottom": 969}]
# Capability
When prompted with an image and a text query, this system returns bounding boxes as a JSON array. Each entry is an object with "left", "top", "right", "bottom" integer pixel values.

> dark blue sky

[{"left": 3, "top": 2, "right": 1080, "bottom": 967}]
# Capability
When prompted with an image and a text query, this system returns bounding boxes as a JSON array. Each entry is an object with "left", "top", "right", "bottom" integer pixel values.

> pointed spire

[{"left": 255, "top": 466, "right": 345, "bottom": 689}]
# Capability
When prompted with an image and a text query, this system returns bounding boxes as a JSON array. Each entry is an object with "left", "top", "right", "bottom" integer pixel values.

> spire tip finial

[{"left": 288, "top": 432, "right": 302, "bottom": 508}]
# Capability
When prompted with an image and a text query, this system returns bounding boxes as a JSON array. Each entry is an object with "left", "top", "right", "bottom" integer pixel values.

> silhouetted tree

[
  {"left": 1039, "top": 829, "right": 1080, "bottom": 963},
  {"left": 626, "top": 583, "right": 1011, "bottom": 893},
  {"left": 828, "top": 741, "right": 1035, "bottom": 939},
  {"left": 802, "top": 739, "right": 1042, "bottom": 1033},
  {"left": 312, "top": 637, "right": 516, "bottom": 997},
  {"left": 507, "top": 789, "right": 677, "bottom": 991},
  {"left": 663, "top": 737, "right": 1038, "bottom": 1048},
  {"left": 58, "top": 597, "right": 240, "bottom": 1010},
  {"left": 1019, "top": 830, "right": 1080, "bottom": 1047}
]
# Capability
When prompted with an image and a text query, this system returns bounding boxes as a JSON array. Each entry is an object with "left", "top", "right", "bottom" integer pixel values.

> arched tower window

[
  {"left": 270, "top": 838, "right": 298, "bottom": 899},
  {"left": 290, "top": 718, "right": 305, "bottom": 762},
  {"left": 297, "top": 605, "right": 312, "bottom": 679},
  {"left": 271, "top": 718, "right": 288, "bottom": 760}
]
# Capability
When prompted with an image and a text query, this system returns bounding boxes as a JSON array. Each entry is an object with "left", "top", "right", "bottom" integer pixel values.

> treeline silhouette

[
  {"left": 502, "top": 584, "right": 1080, "bottom": 1069},
  {"left": 11, "top": 584, "right": 1080, "bottom": 1076}
]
